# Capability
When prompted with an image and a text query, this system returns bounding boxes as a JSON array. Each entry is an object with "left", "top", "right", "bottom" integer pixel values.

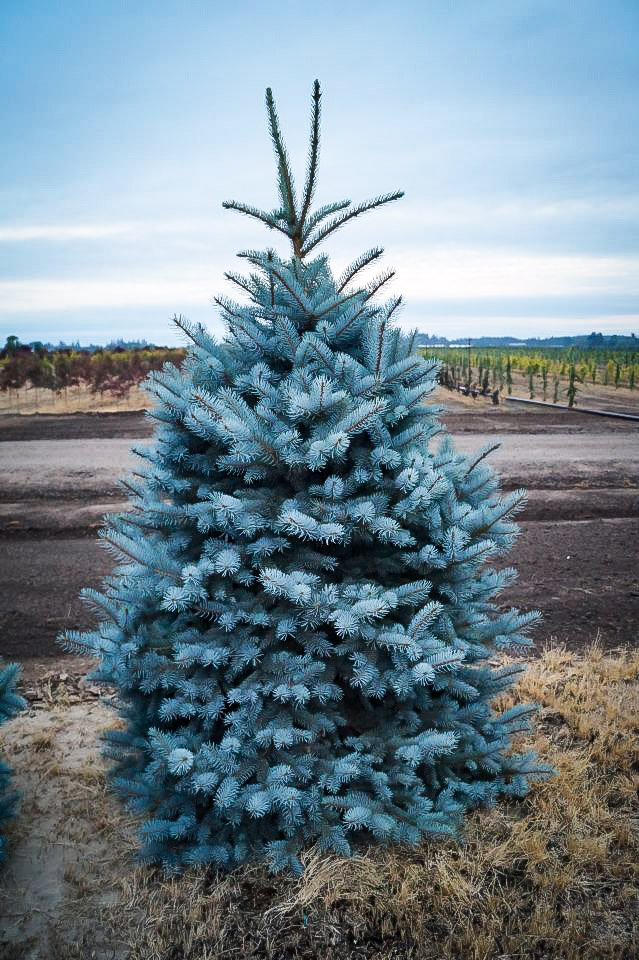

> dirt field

[{"left": 0, "top": 399, "right": 637, "bottom": 660}]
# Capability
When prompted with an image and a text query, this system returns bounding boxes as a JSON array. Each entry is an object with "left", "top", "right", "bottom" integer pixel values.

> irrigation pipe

[{"left": 504, "top": 396, "right": 639, "bottom": 422}]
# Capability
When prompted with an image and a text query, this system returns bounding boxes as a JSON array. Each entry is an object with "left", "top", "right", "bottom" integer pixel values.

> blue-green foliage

[
  {"left": 61, "top": 81, "right": 553, "bottom": 874},
  {"left": 0, "top": 662, "right": 26, "bottom": 863}
]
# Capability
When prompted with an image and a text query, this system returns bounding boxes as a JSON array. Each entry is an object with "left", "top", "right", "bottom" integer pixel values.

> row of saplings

[{"left": 1, "top": 80, "right": 554, "bottom": 879}]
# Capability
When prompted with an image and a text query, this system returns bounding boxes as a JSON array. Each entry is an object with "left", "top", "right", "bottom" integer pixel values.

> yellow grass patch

[
  {"left": 1, "top": 642, "right": 637, "bottom": 959},
  {"left": 0, "top": 383, "right": 152, "bottom": 415},
  {"left": 3, "top": 376, "right": 638, "bottom": 416}
]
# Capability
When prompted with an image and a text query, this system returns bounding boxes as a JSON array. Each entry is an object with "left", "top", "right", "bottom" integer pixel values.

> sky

[{"left": 1, "top": 0, "right": 638, "bottom": 346}]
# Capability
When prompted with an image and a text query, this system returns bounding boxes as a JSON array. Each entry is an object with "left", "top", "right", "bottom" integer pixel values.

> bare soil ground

[
  {"left": 0, "top": 410, "right": 151, "bottom": 442},
  {"left": 1, "top": 401, "right": 637, "bottom": 659},
  {"left": 0, "top": 644, "right": 637, "bottom": 959}
]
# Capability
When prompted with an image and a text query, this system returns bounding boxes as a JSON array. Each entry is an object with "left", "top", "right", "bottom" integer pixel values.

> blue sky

[{"left": 1, "top": 0, "right": 638, "bottom": 345}]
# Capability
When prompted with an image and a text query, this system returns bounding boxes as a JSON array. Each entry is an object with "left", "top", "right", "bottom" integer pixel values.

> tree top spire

[{"left": 223, "top": 80, "right": 404, "bottom": 259}]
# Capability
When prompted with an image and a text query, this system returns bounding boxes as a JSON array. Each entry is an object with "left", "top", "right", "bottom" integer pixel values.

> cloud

[
  {"left": 1, "top": 248, "right": 637, "bottom": 323},
  {"left": 3, "top": 192, "right": 639, "bottom": 252},
  {"left": 0, "top": 277, "right": 213, "bottom": 312},
  {"left": 0, "top": 219, "right": 249, "bottom": 244},
  {"left": 389, "top": 249, "right": 639, "bottom": 300},
  {"left": 0, "top": 223, "right": 140, "bottom": 242},
  {"left": 383, "top": 196, "right": 639, "bottom": 230},
  {"left": 0, "top": 220, "right": 213, "bottom": 244}
]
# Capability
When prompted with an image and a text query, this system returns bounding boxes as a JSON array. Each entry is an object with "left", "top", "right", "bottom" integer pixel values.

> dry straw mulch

[{"left": 1, "top": 642, "right": 637, "bottom": 960}]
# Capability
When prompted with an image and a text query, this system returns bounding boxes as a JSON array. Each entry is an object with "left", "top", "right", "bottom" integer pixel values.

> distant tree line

[
  {"left": 15, "top": 336, "right": 163, "bottom": 353},
  {"left": 417, "top": 331, "right": 639, "bottom": 350}
]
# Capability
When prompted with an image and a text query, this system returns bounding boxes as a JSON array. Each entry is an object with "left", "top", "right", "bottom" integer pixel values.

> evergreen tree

[
  {"left": 541, "top": 363, "right": 549, "bottom": 401},
  {"left": 0, "top": 662, "right": 25, "bottom": 863},
  {"left": 61, "top": 81, "right": 552, "bottom": 875},
  {"left": 566, "top": 363, "right": 578, "bottom": 408}
]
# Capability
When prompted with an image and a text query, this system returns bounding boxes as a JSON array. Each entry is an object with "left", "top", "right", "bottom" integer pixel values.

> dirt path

[
  {"left": 2, "top": 405, "right": 637, "bottom": 441},
  {"left": 2, "top": 426, "right": 637, "bottom": 501},
  {"left": 1, "top": 409, "right": 637, "bottom": 659}
]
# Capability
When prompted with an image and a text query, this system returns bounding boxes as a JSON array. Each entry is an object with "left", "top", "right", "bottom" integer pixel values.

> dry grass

[
  {"left": 0, "top": 384, "right": 150, "bottom": 415},
  {"left": 3, "top": 376, "right": 637, "bottom": 417},
  {"left": 1, "top": 642, "right": 637, "bottom": 959}
]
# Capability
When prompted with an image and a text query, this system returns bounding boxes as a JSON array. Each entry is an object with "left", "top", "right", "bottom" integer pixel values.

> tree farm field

[
  {"left": 2, "top": 343, "right": 638, "bottom": 416},
  {"left": 0, "top": 395, "right": 638, "bottom": 958},
  {"left": 427, "top": 345, "right": 639, "bottom": 416}
]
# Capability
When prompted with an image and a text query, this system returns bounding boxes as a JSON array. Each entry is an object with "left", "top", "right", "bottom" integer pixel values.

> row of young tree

[
  {"left": 430, "top": 346, "right": 639, "bottom": 407},
  {"left": 0, "top": 338, "right": 186, "bottom": 409}
]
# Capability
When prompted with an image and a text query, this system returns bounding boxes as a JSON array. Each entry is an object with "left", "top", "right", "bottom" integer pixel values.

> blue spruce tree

[
  {"left": 61, "top": 82, "right": 552, "bottom": 874},
  {"left": 0, "top": 662, "right": 26, "bottom": 863}
]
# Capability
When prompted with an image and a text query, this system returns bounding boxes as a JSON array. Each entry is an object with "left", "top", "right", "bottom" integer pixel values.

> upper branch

[
  {"left": 265, "top": 86, "right": 298, "bottom": 226},
  {"left": 221, "top": 200, "right": 291, "bottom": 237},
  {"left": 301, "top": 191, "right": 404, "bottom": 256},
  {"left": 299, "top": 80, "right": 322, "bottom": 233}
]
